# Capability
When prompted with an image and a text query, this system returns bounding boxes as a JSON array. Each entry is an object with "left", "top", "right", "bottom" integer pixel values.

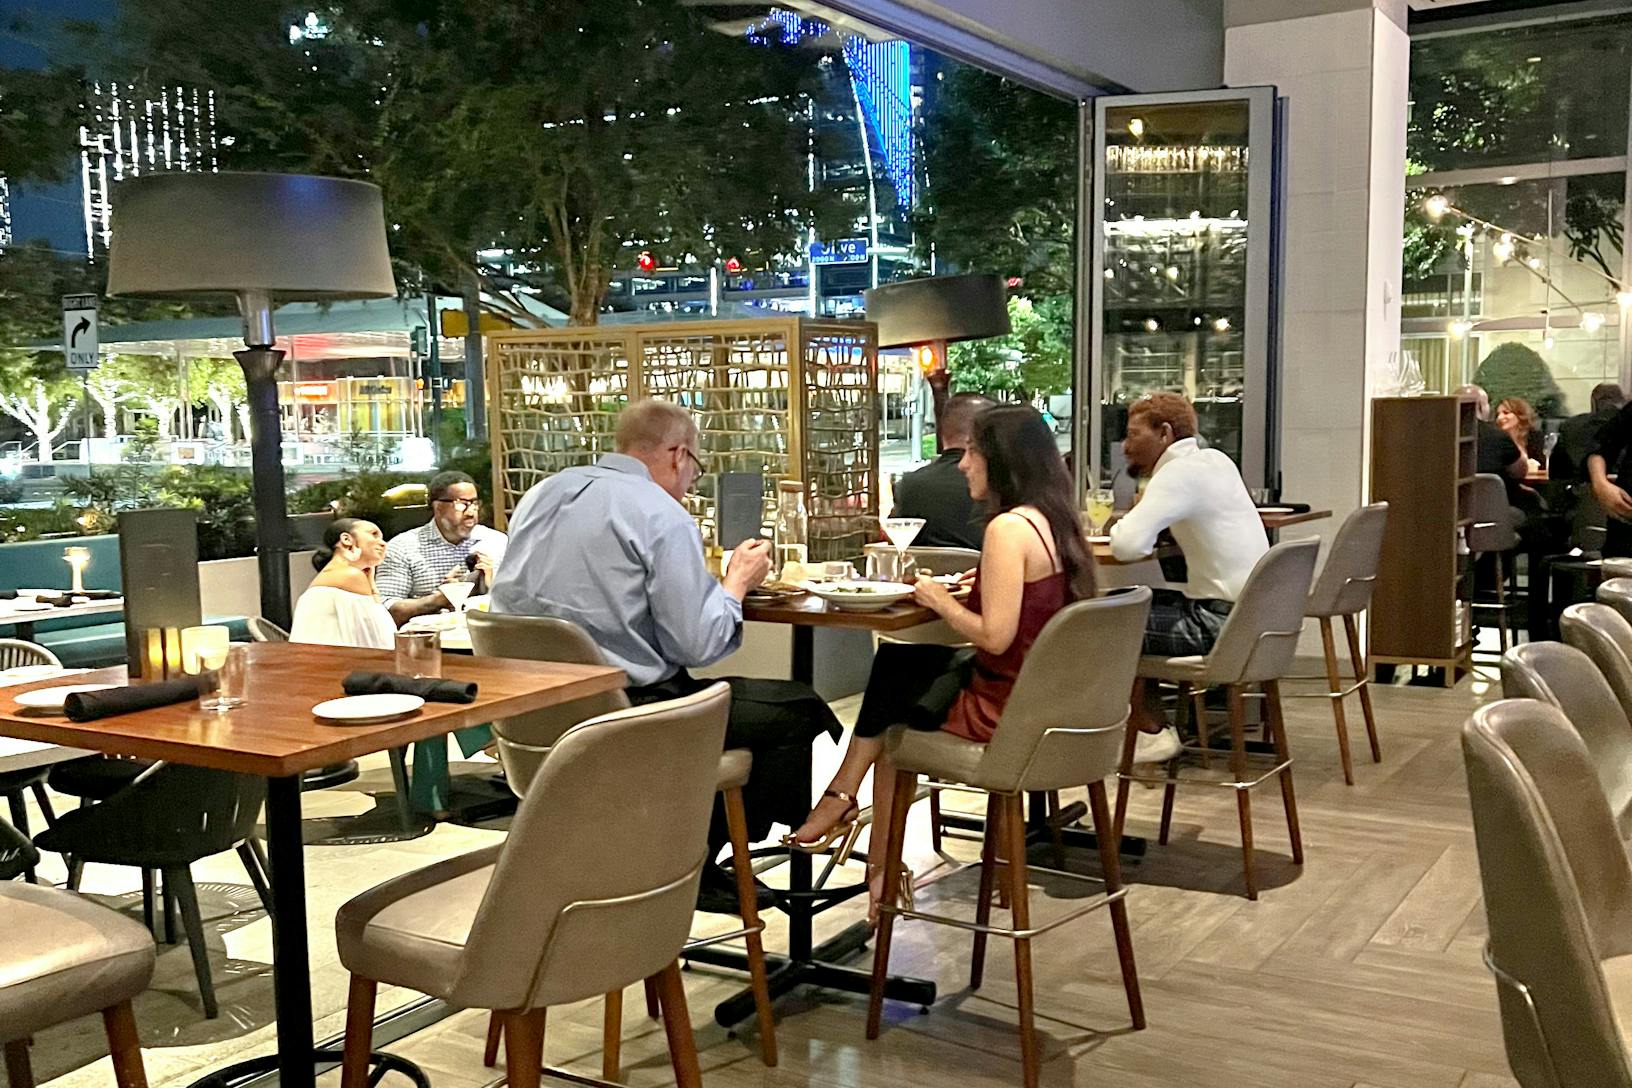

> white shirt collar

[{"left": 1152, "top": 437, "right": 1201, "bottom": 476}]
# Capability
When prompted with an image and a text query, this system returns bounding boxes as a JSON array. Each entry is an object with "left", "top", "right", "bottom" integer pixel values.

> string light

[
  {"left": 1448, "top": 319, "right": 1472, "bottom": 337},
  {"left": 1423, "top": 194, "right": 1450, "bottom": 220},
  {"left": 1491, "top": 234, "right": 1514, "bottom": 263},
  {"left": 1582, "top": 311, "right": 1606, "bottom": 334}
]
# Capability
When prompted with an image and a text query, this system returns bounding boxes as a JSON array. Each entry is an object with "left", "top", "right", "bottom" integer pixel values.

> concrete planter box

[{"left": 200, "top": 551, "right": 318, "bottom": 621}]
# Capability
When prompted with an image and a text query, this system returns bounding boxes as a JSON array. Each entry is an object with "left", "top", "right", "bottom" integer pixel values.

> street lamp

[{"left": 107, "top": 172, "right": 396, "bottom": 628}]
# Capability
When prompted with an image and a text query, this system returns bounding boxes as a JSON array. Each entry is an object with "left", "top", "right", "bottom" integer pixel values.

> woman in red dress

[{"left": 786, "top": 404, "right": 1098, "bottom": 914}]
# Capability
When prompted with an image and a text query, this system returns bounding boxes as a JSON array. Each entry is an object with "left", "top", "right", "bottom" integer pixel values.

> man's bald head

[{"left": 615, "top": 398, "right": 697, "bottom": 454}]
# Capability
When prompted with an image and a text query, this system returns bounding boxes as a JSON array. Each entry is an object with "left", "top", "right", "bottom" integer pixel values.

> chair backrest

[
  {"left": 1466, "top": 473, "right": 1518, "bottom": 553},
  {"left": 466, "top": 611, "right": 629, "bottom": 795},
  {"left": 0, "top": 816, "right": 38, "bottom": 881},
  {"left": 862, "top": 543, "right": 980, "bottom": 577},
  {"left": 1199, "top": 539, "right": 1321, "bottom": 684},
  {"left": 451, "top": 682, "right": 729, "bottom": 1011},
  {"left": 1306, "top": 503, "right": 1389, "bottom": 618},
  {"left": 245, "top": 617, "right": 289, "bottom": 643},
  {"left": 1598, "top": 578, "right": 1632, "bottom": 629},
  {"left": 0, "top": 639, "right": 60, "bottom": 671},
  {"left": 1560, "top": 603, "right": 1632, "bottom": 738},
  {"left": 65, "top": 763, "right": 266, "bottom": 863},
  {"left": 1500, "top": 640, "right": 1632, "bottom": 839},
  {"left": 1463, "top": 699, "right": 1632, "bottom": 1088},
  {"left": 977, "top": 587, "right": 1151, "bottom": 793}
]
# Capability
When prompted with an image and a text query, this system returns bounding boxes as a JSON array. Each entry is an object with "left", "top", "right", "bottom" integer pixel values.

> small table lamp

[
  {"left": 863, "top": 273, "right": 1010, "bottom": 451},
  {"left": 106, "top": 173, "right": 396, "bottom": 628}
]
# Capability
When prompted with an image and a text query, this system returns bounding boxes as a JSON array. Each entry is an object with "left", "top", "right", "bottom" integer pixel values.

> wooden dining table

[{"left": 0, "top": 641, "right": 625, "bottom": 1088}]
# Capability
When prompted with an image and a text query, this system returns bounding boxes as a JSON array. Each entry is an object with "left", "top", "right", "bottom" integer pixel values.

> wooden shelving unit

[{"left": 1369, "top": 395, "right": 1478, "bottom": 685}]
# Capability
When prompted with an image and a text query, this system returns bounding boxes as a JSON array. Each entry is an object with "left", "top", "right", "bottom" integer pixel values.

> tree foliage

[
  {"left": 66, "top": 0, "right": 847, "bottom": 324},
  {"left": 1474, "top": 341, "right": 1565, "bottom": 419},
  {"left": 947, "top": 295, "right": 1072, "bottom": 401}
]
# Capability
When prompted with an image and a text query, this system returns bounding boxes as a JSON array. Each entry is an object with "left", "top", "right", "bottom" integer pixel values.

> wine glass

[
  {"left": 1084, "top": 488, "right": 1115, "bottom": 535},
  {"left": 880, "top": 517, "right": 925, "bottom": 582}
]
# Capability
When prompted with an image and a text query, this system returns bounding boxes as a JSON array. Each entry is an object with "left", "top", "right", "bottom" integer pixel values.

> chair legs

[
  {"left": 969, "top": 792, "right": 1001, "bottom": 990},
  {"left": 340, "top": 976, "right": 377, "bottom": 1088},
  {"left": 1343, "top": 614, "right": 1382, "bottom": 764},
  {"left": 5, "top": 1040, "right": 34, "bottom": 1088},
  {"left": 1265, "top": 681, "right": 1304, "bottom": 866},
  {"left": 6, "top": 790, "right": 35, "bottom": 883},
  {"left": 101, "top": 999, "right": 147, "bottom": 1088},
  {"left": 602, "top": 987, "right": 623, "bottom": 1081},
  {"left": 503, "top": 1008, "right": 548, "bottom": 1088},
  {"left": 164, "top": 866, "right": 217, "bottom": 1019},
  {"left": 1002, "top": 793, "right": 1040, "bottom": 1088},
  {"left": 481, "top": 1010, "right": 503, "bottom": 1068},
  {"left": 1319, "top": 617, "right": 1356, "bottom": 785},
  {"left": 722, "top": 785, "right": 778, "bottom": 1066},
  {"left": 236, "top": 840, "right": 275, "bottom": 920},
  {"left": 866, "top": 769, "right": 918, "bottom": 1040},
  {"left": 652, "top": 961, "right": 703, "bottom": 1088},
  {"left": 1226, "top": 686, "right": 1257, "bottom": 900},
  {"left": 1087, "top": 781, "right": 1144, "bottom": 1028}
]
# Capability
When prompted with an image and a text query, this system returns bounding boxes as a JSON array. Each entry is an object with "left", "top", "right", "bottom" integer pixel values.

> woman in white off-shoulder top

[{"left": 290, "top": 518, "right": 396, "bottom": 649}]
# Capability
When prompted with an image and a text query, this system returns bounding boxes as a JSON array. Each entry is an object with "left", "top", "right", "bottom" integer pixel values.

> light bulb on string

[
  {"left": 1582, "top": 311, "right": 1606, "bottom": 334},
  {"left": 1448, "top": 319, "right": 1472, "bottom": 338},
  {"left": 1492, "top": 234, "right": 1514, "bottom": 263},
  {"left": 1618, "top": 290, "right": 1632, "bottom": 309},
  {"left": 1423, "top": 194, "right": 1450, "bottom": 220},
  {"left": 1543, "top": 335, "right": 1556, "bottom": 350}
]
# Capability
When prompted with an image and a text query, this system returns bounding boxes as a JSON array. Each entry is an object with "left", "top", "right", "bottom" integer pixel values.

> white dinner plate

[
  {"left": 7, "top": 602, "right": 53, "bottom": 613},
  {"left": 805, "top": 580, "right": 915, "bottom": 612},
  {"left": 13, "top": 684, "right": 118, "bottom": 709},
  {"left": 1087, "top": 535, "right": 1112, "bottom": 544},
  {"left": 0, "top": 665, "right": 76, "bottom": 687},
  {"left": 312, "top": 693, "right": 425, "bottom": 725},
  {"left": 1257, "top": 506, "right": 1295, "bottom": 514}
]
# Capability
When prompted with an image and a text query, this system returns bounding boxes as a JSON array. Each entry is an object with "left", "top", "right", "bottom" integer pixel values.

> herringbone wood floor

[{"left": 28, "top": 670, "right": 1514, "bottom": 1088}]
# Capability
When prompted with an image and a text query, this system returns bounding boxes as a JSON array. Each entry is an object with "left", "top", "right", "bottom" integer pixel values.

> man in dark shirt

[
  {"left": 1589, "top": 398, "right": 1632, "bottom": 556},
  {"left": 1552, "top": 382, "right": 1624, "bottom": 482},
  {"left": 890, "top": 392, "right": 995, "bottom": 550}
]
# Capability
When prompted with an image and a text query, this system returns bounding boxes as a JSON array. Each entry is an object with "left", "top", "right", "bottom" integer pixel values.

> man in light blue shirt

[
  {"left": 492, "top": 400, "right": 838, "bottom": 913},
  {"left": 491, "top": 401, "right": 770, "bottom": 682}
]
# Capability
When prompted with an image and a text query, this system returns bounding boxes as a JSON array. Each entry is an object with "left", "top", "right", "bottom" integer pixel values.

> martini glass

[
  {"left": 881, "top": 517, "right": 926, "bottom": 582},
  {"left": 440, "top": 579, "right": 475, "bottom": 612}
]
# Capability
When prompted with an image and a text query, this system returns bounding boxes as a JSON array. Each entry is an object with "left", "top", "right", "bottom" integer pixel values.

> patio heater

[
  {"left": 107, "top": 173, "right": 396, "bottom": 629},
  {"left": 863, "top": 273, "right": 1010, "bottom": 453}
]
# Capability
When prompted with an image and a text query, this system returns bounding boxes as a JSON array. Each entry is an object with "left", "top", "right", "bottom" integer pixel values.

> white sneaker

[{"left": 1133, "top": 726, "right": 1183, "bottom": 764}]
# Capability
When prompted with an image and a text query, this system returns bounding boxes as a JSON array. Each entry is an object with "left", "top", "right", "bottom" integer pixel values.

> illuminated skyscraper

[{"left": 79, "top": 81, "right": 219, "bottom": 258}]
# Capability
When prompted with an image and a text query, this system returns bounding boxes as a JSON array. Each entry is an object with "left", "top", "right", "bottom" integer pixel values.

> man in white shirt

[
  {"left": 1109, "top": 393, "right": 1268, "bottom": 755},
  {"left": 376, "top": 470, "right": 508, "bottom": 626}
]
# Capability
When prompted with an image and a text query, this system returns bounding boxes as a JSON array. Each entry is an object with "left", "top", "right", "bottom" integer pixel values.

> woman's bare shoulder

[{"left": 311, "top": 567, "right": 375, "bottom": 596}]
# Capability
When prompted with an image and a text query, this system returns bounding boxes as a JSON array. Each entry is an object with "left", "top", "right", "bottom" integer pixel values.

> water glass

[
  {"left": 199, "top": 644, "right": 249, "bottom": 712},
  {"left": 395, "top": 630, "right": 442, "bottom": 678},
  {"left": 866, "top": 549, "right": 909, "bottom": 582}
]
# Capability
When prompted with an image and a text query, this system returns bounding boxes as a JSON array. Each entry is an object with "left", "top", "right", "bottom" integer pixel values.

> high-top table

[{"left": 0, "top": 642, "right": 625, "bottom": 1088}]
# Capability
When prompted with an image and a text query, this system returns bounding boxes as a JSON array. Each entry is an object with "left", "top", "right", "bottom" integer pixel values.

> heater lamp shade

[
  {"left": 106, "top": 172, "right": 396, "bottom": 301},
  {"left": 863, "top": 273, "right": 1010, "bottom": 348}
]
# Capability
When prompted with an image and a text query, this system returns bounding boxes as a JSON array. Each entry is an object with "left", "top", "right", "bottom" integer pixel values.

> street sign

[
  {"left": 61, "top": 294, "right": 99, "bottom": 371},
  {"left": 809, "top": 238, "right": 869, "bottom": 265}
]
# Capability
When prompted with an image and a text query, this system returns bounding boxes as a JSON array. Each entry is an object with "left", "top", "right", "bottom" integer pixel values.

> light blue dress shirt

[{"left": 489, "top": 453, "right": 743, "bottom": 686}]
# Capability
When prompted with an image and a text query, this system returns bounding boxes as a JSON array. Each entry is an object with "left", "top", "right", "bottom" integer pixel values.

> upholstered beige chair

[
  {"left": 466, "top": 610, "right": 775, "bottom": 1073},
  {"left": 1, "top": 882, "right": 156, "bottom": 1088},
  {"left": 1462, "top": 698, "right": 1632, "bottom": 1087},
  {"left": 1599, "top": 578, "right": 1632, "bottom": 628},
  {"left": 1560, "top": 602, "right": 1632, "bottom": 728},
  {"left": 1120, "top": 539, "right": 1320, "bottom": 900},
  {"left": 1500, "top": 640, "right": 1632, "bottom": 839},
  {"left": 1301, "top": 502, "right": 1388, "bottom": 784},
  {"left": 337, "top": 684, "right": 731, "bottom": 1088},
  {"left": 868, "top": 587, "right": 1151, "bottom": 1088}
]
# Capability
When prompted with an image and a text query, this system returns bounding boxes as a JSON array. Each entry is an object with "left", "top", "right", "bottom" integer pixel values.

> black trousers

[{"left": 627, "top": 671, "right": 841, "bottom": 856}]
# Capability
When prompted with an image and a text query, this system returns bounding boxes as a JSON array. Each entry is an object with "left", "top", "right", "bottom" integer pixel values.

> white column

[{"left": 1225, "top": 0, "right": 1409, "bottom": 544}]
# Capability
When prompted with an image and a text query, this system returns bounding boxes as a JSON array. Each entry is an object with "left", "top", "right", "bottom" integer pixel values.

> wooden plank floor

[
  {"left": 27, "top": 669, "right": 1515, "bottom": 1088},
  {"left": 362, "top": 673, "right": 1516, "bottom": 1088}
]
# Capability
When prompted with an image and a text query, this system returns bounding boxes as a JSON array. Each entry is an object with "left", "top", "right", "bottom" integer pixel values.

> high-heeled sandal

[
  {"left": 781, "top": 788, "right": 860, "bottom": 853},
  {"left": 865, "top": 865, "right": 915, "bottom": 928}
]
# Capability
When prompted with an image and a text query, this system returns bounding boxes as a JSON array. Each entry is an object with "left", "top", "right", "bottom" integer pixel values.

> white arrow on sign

[{"left": 61, "top": 294, "right": 99, "bottom": 372}]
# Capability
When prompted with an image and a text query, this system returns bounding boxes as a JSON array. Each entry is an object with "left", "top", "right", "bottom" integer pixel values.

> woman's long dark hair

[
  {"left": 313, "top": 517, "right": 369, "bottom": 572},
  {"left": 972, "top": 404, "right": 1096, "bottom": 601}
]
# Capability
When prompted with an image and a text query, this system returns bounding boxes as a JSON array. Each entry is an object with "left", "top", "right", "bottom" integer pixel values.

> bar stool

[
  {"left": 467, "top": 610, "right": 776, "bottom": 1073},
  {"left": 1299, "top": 502, "right": 1388, "bottom": 784},
  {"left": 1467, "top": 473, "right": 1519, "bottom": 653},
  {"left": 2, "top": 881, "right": 156, "bottom": 1088},
  {"left": 1117, "top": 539, "right": 1320, "bottom": 900},
  {"left": 1598, "top": 577, "right": 1632, "bottom": 628},
  {"left": 1499, "top": 639, "right": 1632, "bottom": 839},
  {"left": 336, "top": 686, "right": 731, "bottom": 1088},
  {"left": 1462, "top": 699, "right": 1632, "bottom": 1087},
  {"left": 867, "top": 588, "right": 1152, "bottom": 1088}
]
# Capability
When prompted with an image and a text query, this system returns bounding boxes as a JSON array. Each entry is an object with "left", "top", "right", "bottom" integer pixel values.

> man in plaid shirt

[{"left": 376, "top": 470, "right": 508, "bottom": 626}]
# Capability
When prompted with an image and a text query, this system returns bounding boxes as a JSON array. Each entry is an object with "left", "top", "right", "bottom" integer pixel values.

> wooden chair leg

[
  {"left": 1319, "top": 617, "right": 1355, "bottom": 785},
  {"left": 866, "top": 769, "right": 917, "bottom": 1040},
  {"left": 340, "top": 976, "right": 376, "bottom": 1088},
  {"left": 1227, "top": 686, "right": 1257, "bottom": 900},
  {"left": 101, "top": 999, "right": 147, "bottom": 1088},
  {"left": 5, "top": 1039, "right": 34, "bottom": 1088},
  {"left": 970, "top": 792, "right": 1001, "bottom": 990},
  {"left": 1157, "top": 757, "right": 1179, "bottom": 846},
  {"left": 482, "top": 1011, "right": 502, "bottom": 1068},
  {"left": 502, "top": 1009, "right": 546, "bottom": 1088},
  {"left": 643, "top": 977, "right": 660, "bottom": 1019},
  {"left": 1344, "top": 614, "right": 1382, "bottom": 763},
  {"left": 1004, "top": 794, "right": 1040, "bottom": 1088},
  {"left": 723, "top": 786, "right": 778, "bottom": 1065},
  {"left": 1112, "top": 717, "right": 1139, "bottom": 844},
  {"left": 166, "top": 867, "right": 218, "bottom": 1018},
  {"left": 602, "top": 988, "right": 622, "bottom": 1082},
  {"left": 652, "top": 962, "right": 702, "bottom": 1088},
  {"left": 1266, "top": 680, "right": 1303, "bottom": 864},
  {"left": 1087, "top": 781, "right": 1144, "bottom": 1029}
]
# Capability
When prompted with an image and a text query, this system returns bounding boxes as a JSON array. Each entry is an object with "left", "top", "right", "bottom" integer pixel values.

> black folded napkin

[
  {"left": 342, "top": 671, "right": 477, "bottom": 704},
  {"left": 0, "top": 590, "right": 15, "bottom": 600},
  {"left": 64, "top": 677, "right": 203, "bottom": 722},
  {"left": 71, "top": 589, "right": 121, "bottom": 601}
]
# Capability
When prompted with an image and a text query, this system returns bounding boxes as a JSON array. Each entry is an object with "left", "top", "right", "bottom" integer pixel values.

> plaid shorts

[{"left": 1142, "top": 588, "right": 1231, "bottom": 657}]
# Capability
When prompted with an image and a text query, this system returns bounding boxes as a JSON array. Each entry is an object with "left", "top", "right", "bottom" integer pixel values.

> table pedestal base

[{"left": 189, "top": 1050, "right": 429, "bottom": 1088}]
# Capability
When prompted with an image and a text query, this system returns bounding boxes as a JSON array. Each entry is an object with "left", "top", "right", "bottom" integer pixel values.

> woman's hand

[{"left": 912, "top": 574, "right": 956, "bottom": 614}]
